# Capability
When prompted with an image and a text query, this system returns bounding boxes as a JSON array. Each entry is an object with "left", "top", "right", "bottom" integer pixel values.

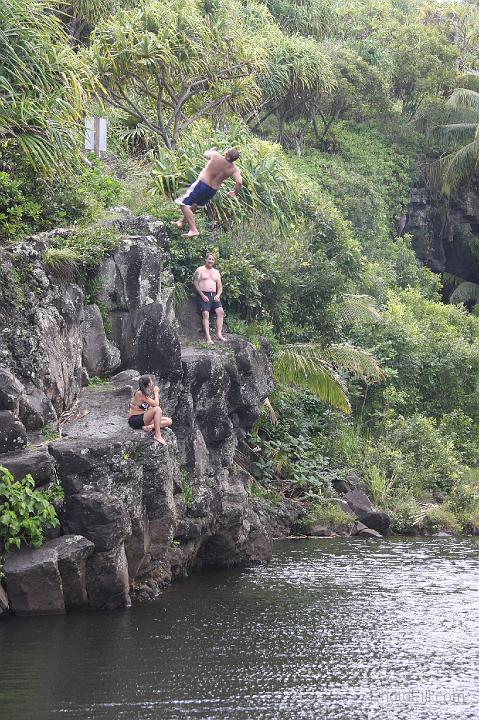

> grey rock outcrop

[
  {"left": 1, "top": 214, "right": 278, "bottom": 617},
  {"left": 0, "top": 585, "right": 10, "bottom": 617},
  {"left": 0, "top": 410, "right": 27, "bottom": 453},
  {"left": 82, "top": 304, "right": 121, "bottom": 375},
  {"left": 4, "top": 535, "right": 94, "bottom": 616},
  {"left": 0, "top": 447, "right": 56, "bottom": 486}
]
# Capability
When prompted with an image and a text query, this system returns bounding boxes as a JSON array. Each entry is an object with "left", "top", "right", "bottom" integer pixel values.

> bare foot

[
  {"left": 171, "top": 219, "right": 184, "bottom": 228},
  {"left": 216, "top": 334, "right": 227, "bottom": 342},
  {"left": 206, "top": 337, "right": 214, "bottom": 345},
  {"left": 153, "top": 434, "right": 167, "bottom": 446},
  {"left": 142, "top": 424, "right": 154, "bottom": 432},
  {"left": 181, "top": 230, "right": 200, "bottom": 238}
]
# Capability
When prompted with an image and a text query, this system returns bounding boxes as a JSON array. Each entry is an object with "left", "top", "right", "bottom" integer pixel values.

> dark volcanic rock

[
  {"left": 0, "top": 410, "right": 27, "bottom": 454},
  {"left": 46, "top": 535, "right": 94, "bottom": 608},
  {"left": 18, "top": 385, "right": 57, "bottom": 431},
  {"left": 0, "top": 447, "right": 56, "bottom": 486},
  {"left": 86, "top": 545, "right": 131, "bottom": 610},
  {"left": 4, "top": 544, "right": 65, "bottom": 615},
  {"left": 63, "top": 491, "right": 130, "bottom": 552},
  {"left": 360, "top": 511, "right": 391, "bottom": 536},
  {"left": 82, "top": 304, "right": 121, "bottom": 376},
  {"left": 343, "top": 489, "right": 374, "bottom": 518},
  {"left": 0, "top": 367, "right": 24, "bottom": 414}
]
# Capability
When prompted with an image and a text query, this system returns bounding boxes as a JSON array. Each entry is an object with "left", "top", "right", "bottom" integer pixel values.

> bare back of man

[
  {"left": 173, "top": 148, "right": 242, "bottom": 238},
  {"left": 198, "top": 152, "right": 238, "bottom": 189}
]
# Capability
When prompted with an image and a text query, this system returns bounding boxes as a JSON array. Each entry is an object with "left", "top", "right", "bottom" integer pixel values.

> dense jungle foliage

[{"left": 2, "top": 0, "right": 479, "bottom": 533}]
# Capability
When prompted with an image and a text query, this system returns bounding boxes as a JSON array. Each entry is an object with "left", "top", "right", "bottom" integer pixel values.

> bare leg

[
  {"left": 143, "top": 406, "right": 167, "bottom": 445},
  {"left": 180, "top": 205, "right": 200, "bottom": 238},
  {"left": 202, "top": 310, "right": 214, "bottom": 344},
  {"left": 215, "top": 307, "right": 226, "bottom": 341},
  {"left": 142, "top": 423, "right": 154, "bottom": 432}
]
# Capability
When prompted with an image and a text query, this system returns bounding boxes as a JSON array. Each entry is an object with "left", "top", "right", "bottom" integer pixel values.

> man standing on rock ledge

[
  {"left": 172, "top": 147, "right": 242, "bottom": 238},
  {"left": 193, "top": 253, "right": 226, "bottom": 344}
]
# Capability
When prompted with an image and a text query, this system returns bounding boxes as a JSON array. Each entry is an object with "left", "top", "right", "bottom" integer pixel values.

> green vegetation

[
  {"left": 0, "top": 466, "right": 60, "bottom": 571},
  {"left": 4, "top": 0, "right": 479, "bottom": 534},
  {"left": 302, "top": 501, "right": 353, "bottom": 532},
  {"left": 179, "top": 470, "right": 194, "bottom": 509}
]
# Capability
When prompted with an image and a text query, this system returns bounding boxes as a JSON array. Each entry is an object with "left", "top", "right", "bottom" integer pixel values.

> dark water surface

[{"left": 1, "top": 537, "right": 478, "bottom": 720}]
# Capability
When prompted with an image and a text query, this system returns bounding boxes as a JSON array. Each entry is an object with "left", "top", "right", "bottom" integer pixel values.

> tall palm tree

[{"left": 431, "top": 72, "right": 479, "bottom": 194}]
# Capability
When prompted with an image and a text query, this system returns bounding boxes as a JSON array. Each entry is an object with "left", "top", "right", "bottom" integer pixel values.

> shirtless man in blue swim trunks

[
  {"left": 173, "top": 147, "right": 242, "bottom": 238},
  {"left": 193, "top": 253, "right": 226, "bottom": 343}
]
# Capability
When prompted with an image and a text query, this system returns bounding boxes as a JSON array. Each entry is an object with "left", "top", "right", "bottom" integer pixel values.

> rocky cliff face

[
  {"left": 0, "top": 211, "right": 279, "bottom": 616},
  {"left": 403, "top": 186, "right": 479, "bottom": 283}
]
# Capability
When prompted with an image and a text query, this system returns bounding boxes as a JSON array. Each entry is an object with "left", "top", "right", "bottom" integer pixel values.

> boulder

[
  {"left": 358, "top": 527, "right": 383, "bottom": 538},
  {"left": 0, "top": 367, "right": 24, "bottom": 414},
  {"left": 360, "top": 511, "right": 391, "bottom": 536},
  {"left": 86, "top": 544, "right": 131, "bottom": 610},
  {"left": 343, "top": 489, "right": 374, "bottom": 518},
  {"left": 0, "top": 410, "right": 27, "bottom": 454},
  {"left": 309, "top": 525, "right": 332, "bottom": 537},
  {"left": 331, "top": 497, "right": 356, "bottom": 517},
  {"left": 82, "top": 304, "right": 121, "bottom": 376},
  {"left": 18, "top": 385, "right": 57, "bottom": 431},
  {"left": 4, "top": 544, "right": 65, "bottom": 615},
  {"left": 111, "top": 369, "right": 139, "bottom": 386},
  {"left": 63, "top": 491, "right": 131, "bottom": 552},
  {"left": 351, "top": 521, "right": 383, "bottom": 538},
  {"left": 0, "top": 447, "right": 56, "bottom": 486},
  {"left": 46, "top": 535, "right": 94, "bottom": 608}
]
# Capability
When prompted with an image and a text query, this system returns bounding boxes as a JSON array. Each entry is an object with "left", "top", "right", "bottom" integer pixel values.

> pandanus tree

[
  {"left": 0, "top": 0, "right": 94, "bottom": 173},
  {"left": 90, "top": 0, "right": 265, "bottom": 151}
]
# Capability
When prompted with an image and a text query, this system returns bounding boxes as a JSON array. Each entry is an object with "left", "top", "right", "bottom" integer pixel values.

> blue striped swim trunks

[{"left": 175, "top": 179, "right": 217, "bottom": 208}]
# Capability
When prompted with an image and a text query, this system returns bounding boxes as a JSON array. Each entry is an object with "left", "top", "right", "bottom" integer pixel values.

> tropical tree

[
  {"left": 0, "top": 0, "right": 94, "bottom": 173},
  {"left": 251, "top": 33, "right": 335, "bottom": 146},
  {"left": 431, "top": 72, "right": 479, "bottom": 193},
  {"left": 54, "top": 0, "right": 115, "bottom": 45},
  {"left": 90, "top": 0, "right": 265, "bottom": 150}
]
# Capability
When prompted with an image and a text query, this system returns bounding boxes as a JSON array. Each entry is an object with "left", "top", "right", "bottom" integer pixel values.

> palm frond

[
  {"left": 274, "top": 344, "right": 351, "bottom": 413},
  {"left": 339, "top": 294, "right": 382, "bottom": 325},
  {"left": 432, "top": 138, "right": 479, "bottom": 194},
  {"left": 323, "top": 343, "right": 384, "bottom": 383},
  {"left": 447, "top": 88, "right": 479, "bottom": 113},
  {"left": 449, "top": 281, "right": 479, "bottom": 305}
]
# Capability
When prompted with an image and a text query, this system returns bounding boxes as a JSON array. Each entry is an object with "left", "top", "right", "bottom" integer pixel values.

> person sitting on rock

[
  {"left": 127, "top": 375, "right": 172, "bottom": 445},
  {"left": 172, "top": 147, "right": 242, "bottom": 238},
  {"left": 193, "top": 252, "right": 226, "bottom": 344}
]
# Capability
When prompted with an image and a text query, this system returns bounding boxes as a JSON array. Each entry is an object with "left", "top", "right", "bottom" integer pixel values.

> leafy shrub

[
  {"left": 387, "top": 495, "right": 421, "bottom": 534},
  {"left": 249, "top": 480, "right": 282, "bottom": 505},
  {"left": 420, "top": 507, "right": 462, "bottom": 534},
  {"left": 0, "top": 171, "right": 41, "bottom": 242},
  {"left": 459, "top": 511, "right": 479, "bottom": 535},
  {"left": 0, "top": 467, "right": 59, "bottom": 566}
]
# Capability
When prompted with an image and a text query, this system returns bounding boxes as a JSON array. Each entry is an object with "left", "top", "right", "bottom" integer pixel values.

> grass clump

[
  {"left": 420, "top": 507, "right": 462, "bottom": 534},
  {"left": 303, "top": 500, "right": 353, "bottom": 531}
]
